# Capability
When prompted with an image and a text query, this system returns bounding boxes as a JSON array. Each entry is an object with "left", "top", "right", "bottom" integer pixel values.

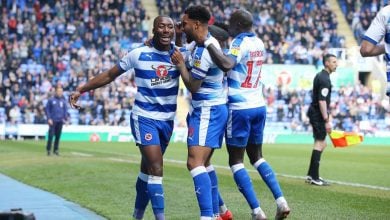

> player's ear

[{"left": 195, "top": 21, "right": 200, "bottom": 30}]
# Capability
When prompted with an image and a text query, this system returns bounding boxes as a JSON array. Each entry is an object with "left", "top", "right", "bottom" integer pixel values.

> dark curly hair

[{"left": 184, "top": 5, "right": 210, "bottom": 24}]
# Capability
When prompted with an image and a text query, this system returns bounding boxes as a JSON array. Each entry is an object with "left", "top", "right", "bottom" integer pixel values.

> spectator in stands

[
  {"left": 306, "top": 54, "right": 338, "bottom": 186},
  {"left": 68, "top": 15, "right": 180, "bottom": 220},
  {"left": 204, "top": 8, "right": 290, "bottom": 220},
  {"left": 45, "top": 86, "right": 68, "bottom": 156},
  {"left": 0, "top": 0, "right": 145, "bottom": 126},
  {"left": 158, "top": 0, "right": 344, "bottom": 65}
]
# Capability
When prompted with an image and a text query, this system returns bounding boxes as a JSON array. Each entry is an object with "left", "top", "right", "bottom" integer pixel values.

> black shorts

[{"left": 307, "top": 106, "right": 326, "bottom": 141}]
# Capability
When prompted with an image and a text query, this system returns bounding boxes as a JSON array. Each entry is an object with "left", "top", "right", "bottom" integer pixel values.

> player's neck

[
  {"left": 152, "top": 38, "right": 170, "bottom": 51},
  {"left": 324, "top": 68, "right": 332, "bottom": 74}
]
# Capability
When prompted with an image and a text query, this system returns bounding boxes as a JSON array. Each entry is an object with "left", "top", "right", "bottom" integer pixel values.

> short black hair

[
  {"left": 323, "top": 53, "right": 336, "bottom": 65},
  {"left": 184, "top": 5, "right": 210, "bottom": 24},
  {"left": 231, "top": 9, "right": 253, "bottom": 29}
]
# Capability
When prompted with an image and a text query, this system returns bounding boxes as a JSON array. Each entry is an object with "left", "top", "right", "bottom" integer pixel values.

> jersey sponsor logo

[
  {"left": 145, "top": 133, "right": 153, "bottom": 141},
  {"left": 321, "top": 88, "right": 329, "bottom": 97},
  {"left": 150, "top": 65, "right": 173, "bottom": 86}
]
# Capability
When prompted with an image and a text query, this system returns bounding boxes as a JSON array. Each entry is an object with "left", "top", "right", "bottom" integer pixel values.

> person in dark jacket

[{"left": 45, "top": 86, "right": 67, "bottom": 156}]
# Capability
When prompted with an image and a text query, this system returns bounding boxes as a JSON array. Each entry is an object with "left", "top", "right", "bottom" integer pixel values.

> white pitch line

[
  {"left": 164, "top": 159, "right": 390, "bottom": 191},
  {"left": 73, "top": 152, "right": 390, "bottom": 191},
  {"left": 71, "top": 152, "right": 93, "bottom": 157}
]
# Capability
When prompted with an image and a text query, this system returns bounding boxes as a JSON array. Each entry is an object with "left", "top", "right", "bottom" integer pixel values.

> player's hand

[
  {"left": 175, "top": 22, "right": 183, "bottom": 36},
  {"left": 48, "top": 119, "right": 53, "bottom": 126},
  {"left": 325, "top": 121, "right": 332, "bottom": 134},
  {"left": 170, "top": 48, "right": 185, "bottom": 66},
  {"left": 68, "top": 91, "right": 82, "bottom": 109}
]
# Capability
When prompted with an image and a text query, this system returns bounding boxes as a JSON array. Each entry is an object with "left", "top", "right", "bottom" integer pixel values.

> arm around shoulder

[{"left": 207, "top": 44, "right": 235, "bottom": 72}]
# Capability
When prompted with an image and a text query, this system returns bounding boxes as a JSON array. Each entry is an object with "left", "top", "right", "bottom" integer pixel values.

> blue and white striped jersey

[
  {"left": 188, "top": 36, "right": 227, "bottom": 108},
  {"left": 118, "top": 44, "right": 183, "bottom": 121},
  {"left": 227, "top": 32, "right": 266, "bottom": 110}
]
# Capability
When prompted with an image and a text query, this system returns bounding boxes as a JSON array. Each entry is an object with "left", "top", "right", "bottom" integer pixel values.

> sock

[
  {"left": 231, "top": 163, "right": 260, "bottom": 209},
  {"left": 147, "top": 175, "right": 164, "bottom": 219},
  {"left": 191, "top": 166, "right": 213, "bottom": 218},
  {"left": 254, "top": 159, "right": 283, "bottom": 199},
  {"left": 206, "top": 165, "right": 219, "bottom": 216},
  {"left": 307, "top": 149, "right": 322, "bottom": 179},
  {"left": 252, "top": 207, "right": 263, "bottom": 215},
  {"left": 218, "top": 196, "right": 228, "bottom": 214},
  {"left": 276, "top": 196, "right": 288, "bottom": 207},
  {"left": 133, "top": 172, "right": 149, "bottom": 219}
]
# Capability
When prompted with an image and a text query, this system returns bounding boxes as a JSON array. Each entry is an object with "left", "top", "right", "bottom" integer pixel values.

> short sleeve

[
  {"left": 190, "top": 47, "right": 212, "bottom": 80},
  {"left": 228, "top": 38, "right": 243, "bottom": 63},
  {"left": 317, "top": 78, "right": 330, "bottom": 101},
  {"left": 363, "top": 7, "right": 387, "bottom": 44},
  {"left": 118, "top": 50, "right": 136, "bottom": 71}
]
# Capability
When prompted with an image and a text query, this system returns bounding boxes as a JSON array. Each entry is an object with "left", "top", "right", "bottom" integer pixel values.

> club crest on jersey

[
  {"left": 150, "top": 65, "right": 173, "bottom": 86},
  {"left": 145, "top": 133, "right": 153, "bottom": 141}
]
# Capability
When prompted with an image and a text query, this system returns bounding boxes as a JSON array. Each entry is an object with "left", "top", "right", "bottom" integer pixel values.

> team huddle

[{"left": 68, "top": 5, "right": 291, "bottom": 220}]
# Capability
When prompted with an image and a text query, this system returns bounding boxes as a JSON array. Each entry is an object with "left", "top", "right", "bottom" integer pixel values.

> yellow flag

[{"left": 329, "top": 130, "right": 363, "bottom": 148}]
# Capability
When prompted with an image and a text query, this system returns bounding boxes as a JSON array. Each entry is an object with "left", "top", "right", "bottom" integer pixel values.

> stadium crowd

[
  {"left": 158, "top": 0, "right": 344, "bottom": 66},
  {"left": 1, "top": 0, "right": 389, "bottom": 134},
  {"left": 0, "top": 0, "right": 147, "bottom": 126},
  {"left": 264, "top": 83, "right": 390, "bottom": 134},
  {"left": 339, "top": 0, "right": 389, "bottom": 43}
]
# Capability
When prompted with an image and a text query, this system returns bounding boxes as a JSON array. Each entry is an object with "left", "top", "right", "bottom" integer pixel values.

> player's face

[
  {"left": 181, "top": 14, "right": 196, "bottom": 42},
  {"left": 153, "top": 17, "right": 175, "bottom": 46},
  {"left": 326, "top": 57, "right": 338, "bottom": 72}
]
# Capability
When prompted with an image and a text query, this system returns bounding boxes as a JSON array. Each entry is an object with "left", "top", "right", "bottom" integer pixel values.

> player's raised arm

[{"left": 68, "top": 65, "right": 124, "bottom": 109}]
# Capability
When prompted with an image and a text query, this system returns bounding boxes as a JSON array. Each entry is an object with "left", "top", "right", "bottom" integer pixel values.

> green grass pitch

[{"left": 0, "top": 140, "right": 389, "bottom": 219}]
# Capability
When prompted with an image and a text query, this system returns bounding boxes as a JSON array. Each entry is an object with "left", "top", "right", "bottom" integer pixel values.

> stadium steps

[
  {"left": 328, "top": 0, "right": 357, "bottom": 49},
  {"left": 141, "top": 0, "right": 159, "bottom": 36}
]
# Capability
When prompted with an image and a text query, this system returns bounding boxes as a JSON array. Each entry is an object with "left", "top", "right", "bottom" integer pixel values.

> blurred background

[{"left": 0, "top": 0, "right": 389, "bottom": 141}]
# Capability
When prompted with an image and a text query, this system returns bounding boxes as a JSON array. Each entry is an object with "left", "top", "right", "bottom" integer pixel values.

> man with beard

[{"left": 170, "top": 5, "right": 228, "bottom": 220}]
